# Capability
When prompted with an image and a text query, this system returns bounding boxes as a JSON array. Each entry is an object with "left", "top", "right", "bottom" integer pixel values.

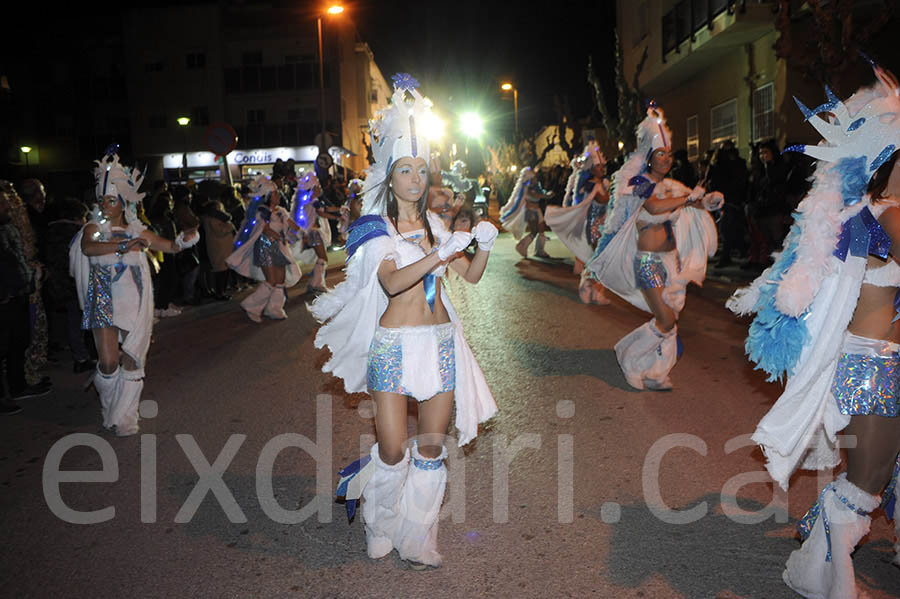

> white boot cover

[
  {"left": 515, "top": 234, "right": 534, "bottom": 257},
  {"left": 94, "top": 366, "right": 122, "bottom": 429},
  {"left": 783, "top": 474, "right": 879, "bottom": 599},
  {"left": 614, "top": 320, "right": 677, "bottom": 390},
  {"left": 309, "top": 259, "right": 328, "bottom": 291},
  {"left": 362, "top": 443, "right": 410, "bottom": 559},
  {"left": 263, "top": 284, "right": 288, "bottom": 320},
  {"left": 241, "top": 282, "right": 274, "bottom": 321},
  {"left": 394, "top": 442, "right": 448, "bottom": 567},
  {"left": 108, "top": 367, "right": 144, "bottom": 436}
]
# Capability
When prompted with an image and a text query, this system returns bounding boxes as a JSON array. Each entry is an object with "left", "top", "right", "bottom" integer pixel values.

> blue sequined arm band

[{"left": 345, "top": 215, "right": 389, "bottom": 259}]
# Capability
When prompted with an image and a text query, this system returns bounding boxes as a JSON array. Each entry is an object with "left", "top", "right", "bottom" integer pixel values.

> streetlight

[
  {"left": 20, "top": 146, "right": 32, "bottom": 170},
  {"left": 317, "top": 4, "right": 344, "bottom": 156},
  {"left": 500, "top": 82, "right": 518, "bottom": 138},
  {"left": 460, "top": 112, "right": 484, "bottom": 138},
  {"left": 177, "top": 117, "right": 191, "bottom": 180}
]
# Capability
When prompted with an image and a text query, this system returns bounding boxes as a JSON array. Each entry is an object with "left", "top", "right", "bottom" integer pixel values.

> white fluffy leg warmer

[
  {"left": 240, "top": 282, "right": 273, "bottom": 322},
  {"left": 394, "top": 441, "right": 448, "bottom": 567},
  {"left": 94, "top": 365, "right": 121, "bottom": 429},
  {"left": 263, "top": 284, "right": 288, "bottom": 320},
  {"left": 108, "top": 367, "right": 144, "bottom": 437},
  {"left": 783, "top": 473, "right": 880, "bottom": 599},
  {"left": 614, "top": 320, "right": 677, "bottom": 391},
  {"left": 362, "top": 443, "right": 410, "bottom": 560}
]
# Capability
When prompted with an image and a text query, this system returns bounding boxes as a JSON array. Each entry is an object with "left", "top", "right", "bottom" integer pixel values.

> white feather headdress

[{"left": 361, "top": 73, "right": 434, "bottom": 215}]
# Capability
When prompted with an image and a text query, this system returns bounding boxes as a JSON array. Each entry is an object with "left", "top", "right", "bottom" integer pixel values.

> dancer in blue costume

[
  {"left": 728, "top": 64, "right": 900, "bottom": 598},
  {"left": 581, "top": 105, "right": 721, "bottom": 390},
  {"left": 310, "top": 74, "right": 498, "bottom": 568}
]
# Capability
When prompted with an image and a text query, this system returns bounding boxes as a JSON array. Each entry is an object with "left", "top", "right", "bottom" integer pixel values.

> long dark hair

[
  {"left": 370, "top": 160, "right": 435, "bottom": 246},
  {"left": 867, "top": 149, "right": 900, "bottom": 201}
]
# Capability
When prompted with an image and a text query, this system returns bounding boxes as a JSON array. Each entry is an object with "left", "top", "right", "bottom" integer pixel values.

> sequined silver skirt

[
  {"left": 633, "top": 251, "right": 668, "bottom": 289},
  {"left": 367, "top": 323, "right": 455, "bottom": 400},
  {"left": 831, "top": 333, "right": 900, "bottom": 417},
  {"left": 253, "top": 234, "right": 290, "bottom": 267},
  {"left": 82, "top": 263, "right": 142, "bottom": 330}
]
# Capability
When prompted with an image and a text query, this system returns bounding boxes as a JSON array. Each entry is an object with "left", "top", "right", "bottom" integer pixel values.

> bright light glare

[
  {"left": 327, "top": 5, "right": 344, "bottom": 14},
  {"left": 617, "top": 140, "right": 624, "bottom": 151},
  {"left": 460, "top": 112, "right": 484, "bottom": 138},
  {"left": 177, "top": 117, "right": 191, "bottom": 126},
  {"left": 20, "top": 146, "right": 32, "bottom": 153},
  {"left": 501, "top": 83, "right": 513, "bottom": 91},
  {"left": 510, "top": 165, "right": 517, "bottom": 173},
  {"left": 421, "top": 113, "right": 445, "bottom": 141}
]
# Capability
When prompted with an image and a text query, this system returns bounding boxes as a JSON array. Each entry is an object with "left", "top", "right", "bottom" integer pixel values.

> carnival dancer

[
  {"left": 337, "top": 178, "right": 364, "bottom": 243},
  {"left": 727, "top": 64, "right": 900, "bottom": 598},
  {"left": 545, "top": 142, "right": 611, "bottom": 303},
  {"left": 500, "top": 166, "right": 554, "bottom": 258},
  {"left": 290, "top": 172, "right": 336, "bottom": 293},
  {"left": 582, "top": 105, "right": 721, "bottom": 390},
  {"left": 310, "top": 74, "right": 498, "bottom": 569},
  {"left": 226, "top": 175, "right": 302, "bottom": 322},
  {"left": 70, "top": 147, "right": 199, "bottom": 436}
]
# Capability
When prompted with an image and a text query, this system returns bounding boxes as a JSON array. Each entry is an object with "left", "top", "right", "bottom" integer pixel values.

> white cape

[
  {"left": 309, "top": 215, "right": 497, "bottom": 446},
  {"left": 585, "top": 180, "right": 717, "bottom": 314},
  {"left": 226, "top": 213, "right": 302, "bottom": 287},
  {"left": 69, "top": 220, "right": 155, "bottom": 368},
  {"left": 749, "top": 256, "right": 863, "bottom": 490},
  {"left": 544, "top": 199, "right": 595, "bottom": 263}
]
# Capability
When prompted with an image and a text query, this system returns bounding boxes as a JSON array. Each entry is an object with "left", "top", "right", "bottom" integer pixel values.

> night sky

[
  {"left": 354, "top": 0, "right": 618, "bottom": 138},
  {"left": 2, "top": 0, "right": 618, "bottom": 146}
]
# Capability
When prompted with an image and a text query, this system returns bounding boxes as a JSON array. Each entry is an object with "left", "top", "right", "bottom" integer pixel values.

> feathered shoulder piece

[
  {"left": 345, "top": 215, "right": 389, "bottom": 259},
  {"left": 727, "top": 64, "right": 900, "bottom": 381}
]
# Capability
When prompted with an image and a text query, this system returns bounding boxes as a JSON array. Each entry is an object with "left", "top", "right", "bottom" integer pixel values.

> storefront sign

[{"left": 162, "top": 145, "right": 318, "bottom": 169}]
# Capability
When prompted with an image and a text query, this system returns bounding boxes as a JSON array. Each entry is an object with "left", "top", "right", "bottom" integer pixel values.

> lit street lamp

[
  {"left": 317, "top": 4, "right": 344, "bottom": 157},
  {"left": 20, "top": 146, "right": 32, "bottom": 171},
  {"left": 177, "top": 117, "right": 191, "bottom": 180},
  {"left": 500, "top": 82, "right": 518, "bottom": 138}
]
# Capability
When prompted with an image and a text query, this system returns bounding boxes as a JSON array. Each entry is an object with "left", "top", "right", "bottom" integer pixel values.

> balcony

[{"left": 647, "top": 0, "right": 777, "bottom": 94}]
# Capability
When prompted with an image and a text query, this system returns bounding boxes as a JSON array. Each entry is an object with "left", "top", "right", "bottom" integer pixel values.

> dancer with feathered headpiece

[
  {"left": 582, "top": 105, "right": 721, "bottom": 390},
  {"left": 727, "top": 64, "right": 900, "bottom": 597},
  {"left": 226, "top": 174, "right": 302, "bottom": 321},
  {"left": 500, "top": 166, "right": 555, "bottom": 258},
  {"left": 309, "top": 74, "right": 498, "bottom": 568},
  {"left": 544, "top": 140, "right": 612, "bottom": 300},
  {"left": 69, "top": 145, "right": 200, "bottom": 436}
]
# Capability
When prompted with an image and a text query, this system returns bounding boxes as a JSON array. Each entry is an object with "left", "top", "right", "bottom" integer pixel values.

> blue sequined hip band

[
  {"left": 367, "top": 323, "right": 455, "bottom": 400},
  {"left": 634, "top": 251, "right": 668, "bottom": 289},
  {"left": 831, "top": 333, "right": 900, "bottom": 417}
]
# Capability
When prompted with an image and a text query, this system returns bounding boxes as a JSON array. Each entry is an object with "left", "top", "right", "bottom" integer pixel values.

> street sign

[
  {"left": 205, "top": 122, "right": 238, "bottom": 158},
  {"left": 316, "top": 152, "right": 334, "bottom": 170}
]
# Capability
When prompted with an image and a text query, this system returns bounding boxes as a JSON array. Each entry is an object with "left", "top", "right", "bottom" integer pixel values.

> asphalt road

[{"left": 1, "top": 234, "right": 898, "bottom": 599}]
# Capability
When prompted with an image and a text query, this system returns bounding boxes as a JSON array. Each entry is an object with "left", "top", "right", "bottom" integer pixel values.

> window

[
  {"left": 278, "top": 64, "right": 295, "bottom": 90},
  {"left": 686, "top": 115, "right": 699, "bottom": 161},
  {"left": 242, "top": 66, "right": 259, "bottom": 92},
  {"left": 191, "top": 106, "right": 209, "bottom": 127},
  {"left": 247, "top": 109, "right": 265, "bottom": 124},
  {"left": 710, "top": 98, "right": 737, "bottom": 148},
  {"left": 260, "top": 66, "right": 277, "bottom": 91},
  {"left": 186, "top": 52, "right": 206, "bottom": 69},
  {"left": 752, "top": 82, "right": 775, "bottom": 142},
  {"left": 224, "top": 68, "right": 240, "bottom": 93}
]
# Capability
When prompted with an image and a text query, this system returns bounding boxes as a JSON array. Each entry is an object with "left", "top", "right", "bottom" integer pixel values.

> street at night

[{"left": 2, "top": 236, "right": 899, "bottom": 598}]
